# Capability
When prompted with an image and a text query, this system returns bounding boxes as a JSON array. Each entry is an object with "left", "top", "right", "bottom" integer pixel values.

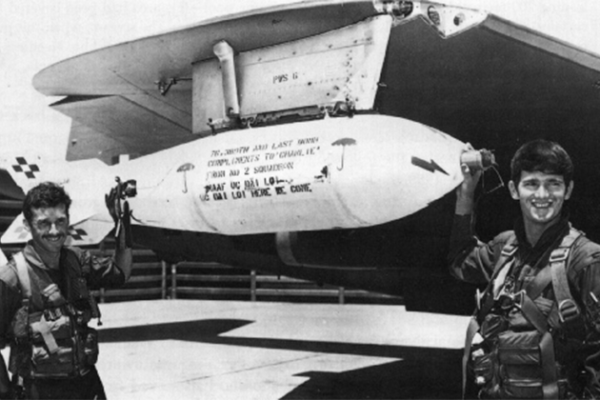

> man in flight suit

[
  {"left": 0, "top": 182, "right": 132, "bottom": 399},
  {"left": 449, "top": 140, "right": 600, "bottom": 398}
]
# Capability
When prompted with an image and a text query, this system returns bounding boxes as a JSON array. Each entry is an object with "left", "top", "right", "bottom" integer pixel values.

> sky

[
  {"left": 2, "top": 0, "right": 600, "bottom": 161},
  {"left": 0, "top": 0, "right": 292, "bottom": 160}
]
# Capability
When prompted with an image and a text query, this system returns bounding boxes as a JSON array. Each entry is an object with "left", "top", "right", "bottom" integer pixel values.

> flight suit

[
  {"left": 449, "top": 213, "right": 600, "bottom": 398},
  {"left": 0, "top": 243, "right": 125, "bottom": 399}
]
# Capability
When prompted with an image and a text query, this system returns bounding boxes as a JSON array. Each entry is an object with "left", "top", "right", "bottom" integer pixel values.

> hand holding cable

[{"left": 105, "top": 177, "right": 136, "bottom": 249}]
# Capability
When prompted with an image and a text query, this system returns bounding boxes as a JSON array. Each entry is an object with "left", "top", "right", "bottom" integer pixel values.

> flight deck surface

[{"left": 58, "top": 300, "right": 469, "bottom": 399}]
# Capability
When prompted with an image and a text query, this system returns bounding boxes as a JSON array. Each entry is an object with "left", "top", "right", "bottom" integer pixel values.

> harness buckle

[
  {"left": 549, "top": 248, "right": 569, "bottom": 263},
  {"left": 501, "top": 245, "right": 518, "bottom": 258},
  {"left": 512, "top": 290, "right": 525, "bottom": 309},
  {"left": 558, "top": 299, "right": 580, "bottom": 324},
  {"left": 495, "top": 289, "right": 524, "bottom": 311}
]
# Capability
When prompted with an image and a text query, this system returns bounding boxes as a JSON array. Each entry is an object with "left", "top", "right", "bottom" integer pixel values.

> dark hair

[
  {"left": 23, "top": 182, "right": 72, "bottom": 222},
  {"left": 510, "top": 140, "right": 574, "bottom": 185}
]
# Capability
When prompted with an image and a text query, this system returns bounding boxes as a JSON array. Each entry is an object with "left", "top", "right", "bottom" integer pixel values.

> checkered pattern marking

[
  {"left": 12, "top": 157, "right": 40, "bottom": 179},
  {"left": 68, "top": 228, "right": 88, "bottom": 241}
]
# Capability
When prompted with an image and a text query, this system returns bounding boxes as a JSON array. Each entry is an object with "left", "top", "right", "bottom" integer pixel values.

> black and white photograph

[{"left": 2, "top": 1, "right": 600, "bottom": 399}]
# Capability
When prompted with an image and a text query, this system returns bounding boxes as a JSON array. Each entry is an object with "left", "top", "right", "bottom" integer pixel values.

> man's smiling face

[
  {"left": 509, "top": 170, "right": 573, "bottom": 228},
  {"left": 25, "top": 204, "right": 69, "bottom": 255}
]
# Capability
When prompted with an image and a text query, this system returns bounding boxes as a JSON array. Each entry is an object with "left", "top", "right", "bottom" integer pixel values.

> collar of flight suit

[
  {"left": 512, "top": 211, "right": 571, "bottom": 270},
  {"left": 22, "top": 241, "right": 59, "bottom": 272}
]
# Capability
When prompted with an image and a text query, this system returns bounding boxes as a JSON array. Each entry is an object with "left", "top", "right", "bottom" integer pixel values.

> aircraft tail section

[
  {"left": 0, "top": 155, "right": 45, "bottom": 196},
  {"left": 0, "top": 168, "right": 25, "bottom": 200}
]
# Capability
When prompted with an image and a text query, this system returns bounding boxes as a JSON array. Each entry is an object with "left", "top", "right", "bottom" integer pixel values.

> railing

[
  {"left": 91, "top": 249, "right": 169, "bottom": 302},
  {"left": 2, "top": 247, "right": 402, "bottom": 305},
  {"left": 169, "top": 261, "right": 400, "bottom": 304},
  {"left": 2, "top": 243, "right": 401, "bottom": 305}
]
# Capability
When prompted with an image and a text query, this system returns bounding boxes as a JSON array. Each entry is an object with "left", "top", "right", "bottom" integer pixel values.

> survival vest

[
  {"left": 463, "top": 228, "right": 587, "bottom": 399},
  {"left": 8, "top": 248, "right": 101, "bottom": 380}
]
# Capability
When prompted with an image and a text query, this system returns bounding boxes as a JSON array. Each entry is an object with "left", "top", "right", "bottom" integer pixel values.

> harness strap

[
  {"left": 494, "top": 238, "right": 518, "bottom": 277},
  {"left": 464, "top": 229, "right": 582, "bottom": 399},
  {"left": 15, "top": 252, "right": 61, "bottom": 311},
  {"left": 30, "top": 315, "right": 59, "bottom": 354},
  {"left": 550, "top": 230, "right": 583, "bottom": 327},
  {"left": 519, "top": 292, "right": 547, "bottom": 333},
  {"left": 540, "top": 331, "right": 559, "bottom": 399},
  {"left": 12, "top": 253, "right": 31, "bottom": 299},
  {"left": 12, "top": 253, "right": 63, "bottom": 354},
  {"left": 462, "top": 317, "right": 480, "bottom": 398},
  {"left": 526, "top": 266, "right": 552, "bottom": 301},
  {"left": 463, "top": 237, "right": 519, "bottom": 397},
  {"left": 476, "top": 236, "right": 519, "bottom": 320},
  {"left": 493, "top": 237, "right": 518, "bottom": 297},
  {"left": 492, "top": 259, "right": 515, "bottom": 299},
  {"left": 518, "top": 292, "right": 559, "bottom": 398}
]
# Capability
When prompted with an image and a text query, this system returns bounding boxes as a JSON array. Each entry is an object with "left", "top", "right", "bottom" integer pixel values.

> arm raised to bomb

[
  {"left": 104, "top": 178, "right": 136, "bottom": 281},
  {"left": 455, "top": 147, "right": 495, "bottom": 215}
]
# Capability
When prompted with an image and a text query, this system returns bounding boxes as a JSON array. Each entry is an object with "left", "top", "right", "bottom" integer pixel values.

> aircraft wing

[
  {"left": 33, "top": 0, "right": 600, "bottom": 169},
  {"left": 34, "top": 0, "right": 380, "bottom": 163}
]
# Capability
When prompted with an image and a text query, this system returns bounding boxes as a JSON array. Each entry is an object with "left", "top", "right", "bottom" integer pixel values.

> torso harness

[
  {"left": 8, "top": 248, "right": 101, "bottom": 380},
  {"left": 463, "top": 228, "right": 586, "bottom": 399}
]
